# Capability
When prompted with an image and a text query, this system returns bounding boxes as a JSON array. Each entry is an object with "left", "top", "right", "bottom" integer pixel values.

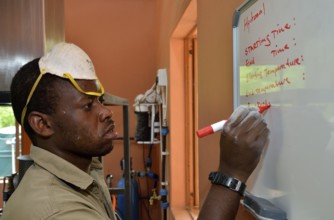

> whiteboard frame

[{"left": 233, "top": 0, "right": 258, "bottom": 109}]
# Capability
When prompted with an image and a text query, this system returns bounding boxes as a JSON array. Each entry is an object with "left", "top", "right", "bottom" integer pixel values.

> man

[
  {"left": 3, "top": 43, "right": 118, "bottom": 220},
  {"left": 2, "top": 42, "right": 269, "bottom": 220}
]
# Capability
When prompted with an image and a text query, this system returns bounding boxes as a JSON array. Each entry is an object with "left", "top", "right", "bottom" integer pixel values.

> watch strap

[{"left": 209, "top": 171, "right": 246, "bottom": 195}]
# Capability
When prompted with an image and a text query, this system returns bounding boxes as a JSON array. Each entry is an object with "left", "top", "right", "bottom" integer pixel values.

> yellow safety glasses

[{"left": 20, "top": 72, "right": 104, "bottom": 126}]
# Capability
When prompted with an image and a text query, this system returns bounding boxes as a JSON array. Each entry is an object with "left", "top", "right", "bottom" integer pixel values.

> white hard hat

[
  {"left": 39, "top": 42, "right": 98, "bottom": 80},
  {"left": 20, "top": 42, "right": 118, "bottom": 126}
]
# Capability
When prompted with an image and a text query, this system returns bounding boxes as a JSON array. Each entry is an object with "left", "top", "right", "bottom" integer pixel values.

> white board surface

[{"left": 233, "top": 0, "right": 334, "bottom": 219}]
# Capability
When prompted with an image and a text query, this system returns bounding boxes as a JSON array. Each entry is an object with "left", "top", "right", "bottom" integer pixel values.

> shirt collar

[{"left": 29, "top": 145, "right": 101, "bottom": 190}]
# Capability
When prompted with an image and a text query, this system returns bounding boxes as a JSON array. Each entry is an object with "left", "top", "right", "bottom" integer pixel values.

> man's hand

[{"left": 219, "top": 106, "right": 270, "bottom": 182}]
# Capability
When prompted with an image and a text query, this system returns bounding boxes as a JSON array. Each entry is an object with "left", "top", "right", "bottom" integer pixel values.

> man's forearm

[{"left": 197, "top": 185, "right": 242, "bottom": 220}]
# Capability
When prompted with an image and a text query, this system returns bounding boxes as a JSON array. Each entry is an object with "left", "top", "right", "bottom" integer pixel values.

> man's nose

[{"left": 99, "top": 106, "right": 113, "bottom": 122}]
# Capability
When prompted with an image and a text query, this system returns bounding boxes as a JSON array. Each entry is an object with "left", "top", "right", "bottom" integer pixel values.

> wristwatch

[{"left": 208, "top": 171, "right": 246, "bottom": 195}]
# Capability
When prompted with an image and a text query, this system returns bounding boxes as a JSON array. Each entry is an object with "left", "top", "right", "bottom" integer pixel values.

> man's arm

[
  {"left": 198, "top": 184, "right": 242, "bottom": 220},
  {"left": 198, "top": 106, "right": 269, "bottom": 220}
]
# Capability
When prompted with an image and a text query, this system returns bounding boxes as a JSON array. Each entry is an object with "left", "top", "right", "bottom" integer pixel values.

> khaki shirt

[{"left": 2, "top": 146, "right": 116, "bottom": 220}]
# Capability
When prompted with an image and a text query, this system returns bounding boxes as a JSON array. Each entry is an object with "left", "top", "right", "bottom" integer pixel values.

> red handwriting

[
  {"left": 246, "top": 90, "right": 255, "bottom": 96},
  {"left": 264, "top": 64, "right": 286, "bottom": 78},
  {"left": 246, "top": 100, "right": 272, "bottom": 107},
  {"left": 253, "top": 77, "right": 291, "bottom": 95},
  {"left": 245, "top": 55, "right": 304, "bottom": 83},
  {"left": 245, "top": 34, "right": 271, "bottom": 56},
  {"left": 244, "top": 3, "right": 266, "bottom": 32},
  {"left": 246, "top": 57, "right": 255, "bottom": 66},
  {"left": 271, "top": 44, "right": 290, "bottom": 57},
  {"left": 244, "top": 21, "right": 294, "bottom": 56},
  {"left": 246, "top": 71, "right": 263, "bottom": 82},
  {"left": 271, "top": 23, "right": 291, "bottom": 39},
  {"left": 241, "top": 15, "right": 303, "bottom": 98},
  {"left": 286, "top": 57, "right": 301, "bottom": 67}
]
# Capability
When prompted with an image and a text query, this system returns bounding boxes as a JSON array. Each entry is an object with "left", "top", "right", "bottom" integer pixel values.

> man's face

[{"left": 50, "top": 79, "right": 117, "bottom": 158}]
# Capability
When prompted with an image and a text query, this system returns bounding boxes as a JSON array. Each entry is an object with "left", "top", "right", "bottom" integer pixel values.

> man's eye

[
  {"left": 83, "top": 101, "right": 93, "bottom": 110},
  {"left": 98, "top": 96, "right": 105, "bottom": 104}
]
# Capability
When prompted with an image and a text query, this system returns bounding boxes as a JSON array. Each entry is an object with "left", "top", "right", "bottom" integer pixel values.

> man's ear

[{"left": 27, "top": 111, "right": 54, "bottom": 137}]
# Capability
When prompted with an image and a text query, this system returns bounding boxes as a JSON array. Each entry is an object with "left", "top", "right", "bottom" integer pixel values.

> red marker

[{"left": 196, "top": 104, "right": 271, "bottom": 138}]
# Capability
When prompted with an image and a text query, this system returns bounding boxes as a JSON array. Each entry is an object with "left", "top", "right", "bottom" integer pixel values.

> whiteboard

[{"left": 233, "top": 0, "right": 334, "bottom": 219}]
